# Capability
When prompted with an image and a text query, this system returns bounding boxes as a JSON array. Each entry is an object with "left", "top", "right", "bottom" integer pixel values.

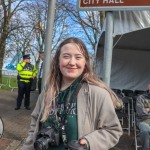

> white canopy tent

[{"left": 96, "top": 11, "right": 150, "bottom": 91}]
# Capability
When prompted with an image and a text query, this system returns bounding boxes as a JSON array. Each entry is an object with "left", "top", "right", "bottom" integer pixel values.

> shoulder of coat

[{"left": 82, "top": 82, "right": 109, "bottom": 96}]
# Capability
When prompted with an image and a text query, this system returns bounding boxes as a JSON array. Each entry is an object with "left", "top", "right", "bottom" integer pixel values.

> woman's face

[{"left": 59, "top": 43, "right": 86, "bottom": 82}]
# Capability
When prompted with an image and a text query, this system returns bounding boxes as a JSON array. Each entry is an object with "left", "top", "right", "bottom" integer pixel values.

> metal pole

[
  {"left": 103, "top": 11, "right": 114, "bottom": 86},
  {"left": 42, "top": 0, "right": 56, "bottom": 89}
]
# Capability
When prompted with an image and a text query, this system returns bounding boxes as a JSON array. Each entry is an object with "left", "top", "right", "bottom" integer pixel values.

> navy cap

[{"left": 23, "top": 54, "right": 30, "bottom": 59}]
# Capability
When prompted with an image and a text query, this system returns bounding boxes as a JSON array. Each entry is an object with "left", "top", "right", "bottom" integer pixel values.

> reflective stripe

[
  {"left": 20, "top": 79, "right": 30, "bottom": 83},
  {"left": 20, "top": 74, "right": 32, "bottom": 76}
]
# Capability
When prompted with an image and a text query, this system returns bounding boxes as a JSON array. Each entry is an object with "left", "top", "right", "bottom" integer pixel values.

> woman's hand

[
  {"left": 80, "top": 138, "right": 88, "bottom": 146},
  {"left": 145, "top": 108, "right": 150, "bottom": 113},
  {"left": 68, "top": 139, "right": 89, "bottom": 150}
]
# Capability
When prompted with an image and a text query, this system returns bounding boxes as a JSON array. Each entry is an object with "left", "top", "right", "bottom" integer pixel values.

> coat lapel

[{"left": 77, "top": 83, "right": 89, "bottom": 138}]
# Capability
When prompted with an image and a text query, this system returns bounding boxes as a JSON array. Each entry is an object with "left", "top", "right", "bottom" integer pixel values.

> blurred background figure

[
  {"left": 38, "top": 51, "right": 44, "bottom": 94},
  {"left": 136, "top": 84, "right": 150, "bottom": 150}
]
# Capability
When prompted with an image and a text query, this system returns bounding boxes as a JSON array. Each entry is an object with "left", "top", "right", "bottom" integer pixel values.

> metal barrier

[
  {"left": 0, "top": 69, "right": 9, "bottom": 88},
  {"left": 7, "top": 70, "right": 18, "bottom": 92},
  {"left": 0, "top": 69, "right": 18, "bottom": 92},
  {"left": 0, "top": 69, "right": 38, "bottom": 92}
]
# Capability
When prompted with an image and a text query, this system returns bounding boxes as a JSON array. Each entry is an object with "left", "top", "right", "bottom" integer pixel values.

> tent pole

[
  {"left": 103, "top": 11, "right": 114, "bottom": 86},
  {"left": 42, "top": 0, "right": 56, "bottom": 89}
]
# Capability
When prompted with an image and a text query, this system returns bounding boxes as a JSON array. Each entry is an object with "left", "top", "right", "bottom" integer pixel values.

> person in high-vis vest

[{"left": 15, "top": 54, "right": 38, "bottom": 110}]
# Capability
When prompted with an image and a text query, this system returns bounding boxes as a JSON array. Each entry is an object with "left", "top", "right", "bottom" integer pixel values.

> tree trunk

[
  {"left": 100, "top": 11, "right": 106, "bottom": 29},
  {"left": 0, "top": 39, "right": 5, "bottom": 83}
]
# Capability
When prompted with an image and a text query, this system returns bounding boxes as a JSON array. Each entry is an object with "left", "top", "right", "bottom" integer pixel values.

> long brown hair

[{"left": 41, "top": 37, "right": 122, "bottom": 121}]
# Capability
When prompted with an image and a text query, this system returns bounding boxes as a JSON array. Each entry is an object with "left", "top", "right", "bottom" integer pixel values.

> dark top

[{"left": 42, "top": 78, "right": 82, "bottom": 149}]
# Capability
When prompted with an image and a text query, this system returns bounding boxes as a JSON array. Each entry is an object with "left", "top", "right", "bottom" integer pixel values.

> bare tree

[
  {"left": 2, "top": 0, "right": 69, "bottom": 74},
  {"left": 62, "top": 1, "right": 102, "bottom": 52},
  {"left": 4, "top": 7, "right": 37, "bottom": 70},
  {"left": 60, "top": 0, "right": 106, "bottom": 68},
  {"left": 0, "top": 0, "right": 25, "bottom": 81},
  {"left": 1, "top": 0, "right": 105, "bottom": 78},
  {"left": 20, "top": 0, "right": 69, "bottom": 68}
]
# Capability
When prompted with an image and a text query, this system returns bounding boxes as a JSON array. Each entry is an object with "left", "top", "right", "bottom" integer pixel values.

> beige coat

[{"left": 22, "top": 83, "right": 123, "bottom": 150}]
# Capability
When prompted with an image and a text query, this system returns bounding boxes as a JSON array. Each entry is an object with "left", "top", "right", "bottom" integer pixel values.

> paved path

[{"left": 0, "top": 89, "right": 39, "bottom": 150}]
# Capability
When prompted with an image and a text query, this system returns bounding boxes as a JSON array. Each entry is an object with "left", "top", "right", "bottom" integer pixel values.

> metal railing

[
  {"left": 0, "top": 69, "right": 9, "bottom": 88},
  {"left": 0, "top": 69, "right": 18, "bottom": 92},
  {"left": 8, "top": 70, "right": 18, "bottom": 92},
  {"left": 0, "top": 69, "right": 39, "bottom": 92}
]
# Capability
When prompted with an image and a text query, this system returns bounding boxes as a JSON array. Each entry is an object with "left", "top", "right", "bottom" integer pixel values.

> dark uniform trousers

[{"left": 16, "top": 80, "right": 31, "bottom": 108}]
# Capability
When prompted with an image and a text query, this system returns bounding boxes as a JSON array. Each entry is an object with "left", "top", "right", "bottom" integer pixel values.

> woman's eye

[
  {"left": 76, "top": 57, "right": 82, "bottom": 60},
  {"left": 63, "top": 56, "right": 70, "bottom": 59}
]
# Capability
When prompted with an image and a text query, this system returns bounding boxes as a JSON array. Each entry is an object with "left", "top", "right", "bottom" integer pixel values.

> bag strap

[{"left": 64, "top": 82, "right": 83, "bottom": 111}]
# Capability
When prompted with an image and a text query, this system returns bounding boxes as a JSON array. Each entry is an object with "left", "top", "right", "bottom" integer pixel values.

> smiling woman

[{"left": 21, "top": 37, "right": 123, "bottom": 150}]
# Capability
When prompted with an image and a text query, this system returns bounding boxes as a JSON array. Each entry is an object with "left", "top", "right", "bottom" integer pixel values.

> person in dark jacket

[
  {"left": 136, "top": 85, "right": 150, "bottom": 150},
  {"left": 15, "top": 54, "right": 37, "bottom": 110},
  {"left": 38, "top": 52, "right": 44, "bottom": 94}
]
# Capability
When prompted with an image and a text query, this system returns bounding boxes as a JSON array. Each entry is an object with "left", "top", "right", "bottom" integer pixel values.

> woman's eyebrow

[
  {"left": 75, "top": 54, "right": 84, "bottom": 56},
  {"left": 62, "top": 53, "right": 83, "bottom": 56},
  {"left": 62, "top": 53, "right": 70, "bottom": 55}
]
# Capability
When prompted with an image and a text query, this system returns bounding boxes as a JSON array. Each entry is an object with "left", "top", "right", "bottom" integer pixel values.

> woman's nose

[{"left": 68, "top": 57, "right": 76, "bottom": 65}]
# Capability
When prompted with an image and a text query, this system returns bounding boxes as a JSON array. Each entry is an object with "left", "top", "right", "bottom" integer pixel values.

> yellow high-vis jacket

[{"left": 16, "top": 62, "right": 38, "bottom": 83}]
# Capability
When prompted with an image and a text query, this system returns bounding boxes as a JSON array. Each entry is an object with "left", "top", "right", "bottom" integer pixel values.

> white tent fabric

[
  {"left": 112, "top": 11, "right": 150, "bottom": 37},
  {"left": 96, "top": 11, "right": 150, "bottom": 91},
  {"left": 101, "top": 11, "right": 150, "bottom": 37}
]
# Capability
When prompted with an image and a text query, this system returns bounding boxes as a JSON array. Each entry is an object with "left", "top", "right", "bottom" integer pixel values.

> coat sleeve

[
  {"left": 21, "top": 91, "right": 44, "bottom": 150},
  {"left": 84, "top": 88, "right": 123, "bottom": 150},
  {"left": 16, "top": 62, "right": 26, "bottom": 71}
]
